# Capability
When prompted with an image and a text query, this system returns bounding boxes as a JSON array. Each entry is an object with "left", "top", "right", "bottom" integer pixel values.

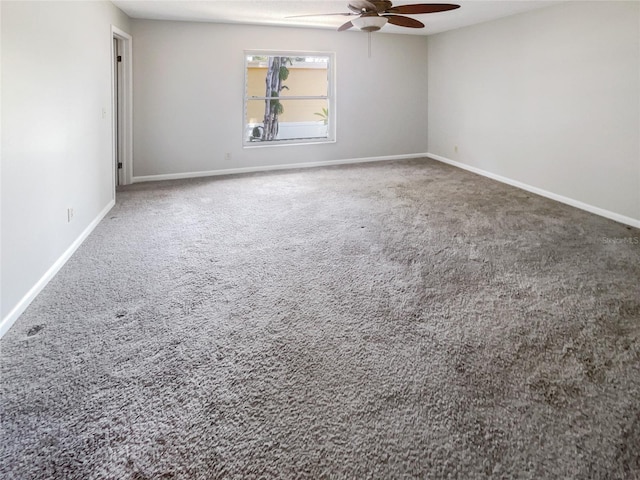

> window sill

[{"left": 243, "top": 138, "right": 336, "bottom": 149}]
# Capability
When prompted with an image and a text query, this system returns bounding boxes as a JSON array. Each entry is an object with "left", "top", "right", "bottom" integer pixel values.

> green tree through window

[{"left": 262, "top": 56, "right": 291, "bottom": 141}]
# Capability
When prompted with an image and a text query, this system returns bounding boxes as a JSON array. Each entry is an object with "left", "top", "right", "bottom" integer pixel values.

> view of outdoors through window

[{"left": 244, "top": 53, "right": 332, "bottom": 145}]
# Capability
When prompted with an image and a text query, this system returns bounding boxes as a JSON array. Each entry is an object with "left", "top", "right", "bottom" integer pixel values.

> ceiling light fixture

[{"left": 351, "top": 15, "right": 388, "bottom": 32}]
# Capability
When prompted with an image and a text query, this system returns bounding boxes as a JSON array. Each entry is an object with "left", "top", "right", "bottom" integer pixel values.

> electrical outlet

[
  {"left": 454, "top": 145, "right": 459, "bottom": 153},
  {"left": 67, "top": 208, "right": 74, "bottom": 223},
  {"left": 225, "top": 152, "right": 232, "bottom": 161}
]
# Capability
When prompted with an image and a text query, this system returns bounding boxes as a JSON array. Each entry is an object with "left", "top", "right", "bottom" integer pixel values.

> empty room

[{"left": 1, "top": 0, "right": 639, "bottom": 478}]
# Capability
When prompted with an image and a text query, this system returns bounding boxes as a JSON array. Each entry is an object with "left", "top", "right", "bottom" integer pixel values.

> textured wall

[
  {"left": 1, "top": 1, "right": 131, "bottom": 322},
  {"left": 427, "top": 1, "right": 640, "bottom": 223},
  {"left": 131, "top": 20, "right": 429, "bottom": 177}
]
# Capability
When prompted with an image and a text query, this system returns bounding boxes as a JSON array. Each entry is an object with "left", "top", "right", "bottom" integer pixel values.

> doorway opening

[{"left": 111, "top": 26, "right": 132, "bottom": 191}]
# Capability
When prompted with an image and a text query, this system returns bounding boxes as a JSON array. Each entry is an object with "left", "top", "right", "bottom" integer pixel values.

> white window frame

[{"left": 243, "top": 50, "right": 336, "bottom": 148}]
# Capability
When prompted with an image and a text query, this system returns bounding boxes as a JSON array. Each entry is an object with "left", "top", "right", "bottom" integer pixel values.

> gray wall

[
  {"left": 1, "top": 1, "right": 131, "bottom": 326},
  {"left": 131, "top": 20, "right": 429, "bottom": 178},
  {"left": 427, "top": 1, "right": 640, "bottom": 224}
]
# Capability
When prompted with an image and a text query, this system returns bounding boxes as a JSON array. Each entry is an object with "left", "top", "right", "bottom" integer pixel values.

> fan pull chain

[{"left": 368, "top": 31, "right": 372, "bottom": 58}]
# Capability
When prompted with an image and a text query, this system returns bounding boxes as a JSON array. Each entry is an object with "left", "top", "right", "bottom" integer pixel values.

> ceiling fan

[{"left": 289, "top": 1, "right": 460, "bottom": 32}]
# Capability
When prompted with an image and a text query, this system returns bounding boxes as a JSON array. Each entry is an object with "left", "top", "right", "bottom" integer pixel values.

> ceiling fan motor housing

[
  {"left": 349, "top": 0, "right": 393, "bottom": 13},
  {"left": 370, "top": 0, "right": 393, "bottom": 12}
]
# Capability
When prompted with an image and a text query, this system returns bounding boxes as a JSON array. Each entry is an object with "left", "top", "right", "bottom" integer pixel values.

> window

[{"left": 244, "top": 51, "right": 335, "bottom": 147}]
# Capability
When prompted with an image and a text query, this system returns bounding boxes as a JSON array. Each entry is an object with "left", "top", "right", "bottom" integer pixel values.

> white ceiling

[{"left": 111, "top": 0, "right": 561, "bottom": 35}]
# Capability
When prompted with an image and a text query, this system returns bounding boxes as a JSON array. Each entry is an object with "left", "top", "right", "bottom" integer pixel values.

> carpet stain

[{"left": 25, "top": 324, "right": 45, "bottom": 337}]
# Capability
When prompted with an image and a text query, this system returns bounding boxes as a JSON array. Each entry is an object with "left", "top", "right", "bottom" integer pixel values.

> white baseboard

[
  {"left": 131, "top": 153, "right": 427, "bottom": 183},
  {"left": 428, "top": 153, "right": 640, "bottom": 229},
  {"left": 0, "top": 199, "right": 116, "bottom": 339}
]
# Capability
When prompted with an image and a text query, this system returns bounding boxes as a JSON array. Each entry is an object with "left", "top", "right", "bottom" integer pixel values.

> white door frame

[{"left": 111, "top": 26, "right": 133, "bottom": 189}]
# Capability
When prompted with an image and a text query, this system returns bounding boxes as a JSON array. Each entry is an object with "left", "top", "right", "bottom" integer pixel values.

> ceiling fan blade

[
  {"left": 348, "top": 1, "right": 377, "bottom": 14},
  {"left": 338, "top": 20, "right": 354, "bottom": 31},
  {"left": 384, "top": 14, "right": 425, "bottom": 28},
  {"left": 286, "top": 12, "right": 353, "bottom": 18},
  {"left": 388, "top": 4, "right": 460, "bottom": 15}
]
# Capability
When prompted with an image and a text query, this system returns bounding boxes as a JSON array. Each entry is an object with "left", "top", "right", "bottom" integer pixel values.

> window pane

[
  {"left": 246, "top": 64, "right": 268, "bottom": 98},
  {"left": 281, "top": 57, "right": 328, "bottom": 97},
  {"left": 246, "top": 99, "right": 329, "bottom": 142},
  {"left": 246, "top": 55, "right": 328, "bottom": 98}
]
